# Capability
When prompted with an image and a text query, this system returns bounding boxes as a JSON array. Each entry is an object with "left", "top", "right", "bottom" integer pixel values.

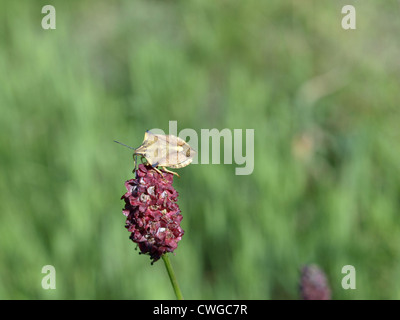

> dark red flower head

[
  {"left": 299, "top": 264, "right": 331, "bottom": 300},
  {"left": 121, "top": 164, "right": 184, "bottom": 263}
]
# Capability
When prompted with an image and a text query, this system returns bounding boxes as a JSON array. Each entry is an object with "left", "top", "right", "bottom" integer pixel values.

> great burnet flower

[
  {"left": 121, "top": 164, "right": 184, "bottom": 263},
  {"left": 299, "top": 264, "right": 331, "bottom": 300}
]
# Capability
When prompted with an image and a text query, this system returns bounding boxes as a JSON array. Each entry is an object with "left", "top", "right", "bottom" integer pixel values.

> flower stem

[{"left": 162, "top": 254, "right": 184, "bottom": 300}]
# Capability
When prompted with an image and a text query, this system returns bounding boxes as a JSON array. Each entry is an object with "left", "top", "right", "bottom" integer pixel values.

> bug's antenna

[{"left": 114, "top": 140, "right": 136, "bottom": 150}]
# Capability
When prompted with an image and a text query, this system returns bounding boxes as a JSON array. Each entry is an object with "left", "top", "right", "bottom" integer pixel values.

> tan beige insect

[{"left": 115, "top": 131, "right": 196, "bottom": 178}]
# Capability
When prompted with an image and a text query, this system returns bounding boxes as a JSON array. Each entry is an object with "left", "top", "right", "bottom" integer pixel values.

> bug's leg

[
  {"left": 153, "top": 166, "right": 164, "bottom": 176},
  {"left": 132, "top": 154, "right": 137, "bottom": 174},
  {"left": 161, "top": 167, "right": 180, "bottom": 178},
  {"left": 157, "top": 168, "right": 169, "bottom": 182},
  {"left": 150, "top": 162, "right": 168, "bottom": 182},
  {"left": 140, "top": 156, "right": 148, "bottom": 165}
]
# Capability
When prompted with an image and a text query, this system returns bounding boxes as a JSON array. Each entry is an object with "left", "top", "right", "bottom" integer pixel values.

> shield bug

[{"left": 114, "top": 130, "right": 196, "bottom": 178}]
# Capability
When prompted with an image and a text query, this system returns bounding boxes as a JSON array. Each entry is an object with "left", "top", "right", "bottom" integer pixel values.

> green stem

[{"left": 162, "top": 254, "right": 184, "bottom": 300}]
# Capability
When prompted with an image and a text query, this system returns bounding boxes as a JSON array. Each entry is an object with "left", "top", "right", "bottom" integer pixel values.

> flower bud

[
  {"left": 300, "top": 264, "right": 331, "bottom": 300},
  {"left": 121, "top": 164, "right": 184, "bottom": 263}
]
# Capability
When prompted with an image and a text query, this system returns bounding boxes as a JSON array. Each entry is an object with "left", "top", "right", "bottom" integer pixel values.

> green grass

[{"left": 1, "top": 0, "right": 400, "bottom": 299}]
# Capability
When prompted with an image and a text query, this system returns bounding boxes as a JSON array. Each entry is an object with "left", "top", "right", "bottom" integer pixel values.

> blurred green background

[{"left": 1, "top": 0, "right": 400, "bottom": 299}]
